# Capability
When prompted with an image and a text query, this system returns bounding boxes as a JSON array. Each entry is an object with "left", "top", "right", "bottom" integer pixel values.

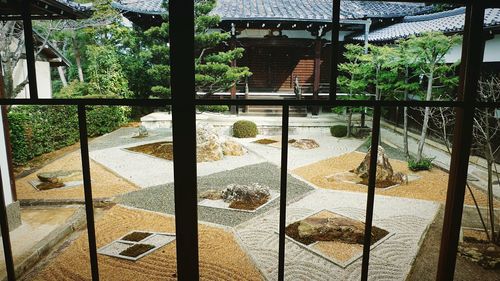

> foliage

[
  {"left": 330, "top": 125, "right": 348, "bottom": 138},
  {"left": 338, "top": 44, "right": 371, "bottom": 99},
  {"left": 86, "top": 106, "right": 131, "bottom": 137},
  {"left": 365, "top": 44, "right": 398, "bottom": 100},
  {"left": 197, "top": 105, "right": 229, "bottom": 113},
  {"left": 194, "top": 0, "right": 252, "bottom": 95},
  {"left": 55, "top": 80, "right": 90, "bottom": 97},
  {"left": 85, "top": 45, "right": 132, "bottom": 98},
  {"left": 402, "top": 32, "right": 460, "bottom": 161},
  {"left": 232, "top": 120, "right": 258, "bottom": 138},
  {"left": 407, "top": 157, "right": 434, "bottom": 171},
  {"left": 8, "top": 105, "right": 129, "bottom": 164}
]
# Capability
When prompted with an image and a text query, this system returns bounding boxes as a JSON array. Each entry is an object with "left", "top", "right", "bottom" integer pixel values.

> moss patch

[
  {"left": 126, "top": 142, "right": 173, "bottom": 161},
  {"left": 253, "top": 139, "right": 278, "bottom": 145},
  {"left": 122, "top": 232, "right": 153, "bottom": 242},
  {"left": 119, "top": 244, "right": 155, "bottom": 258},
  {"left": 228, "top": 197, "right": 269, "bottom": 211}
]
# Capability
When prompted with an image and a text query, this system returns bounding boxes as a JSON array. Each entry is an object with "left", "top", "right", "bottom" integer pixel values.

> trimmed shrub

[
  {"left": 330, "top": 125, "right": 347, "bottom": 137},
  {"left": 408, "top": 157, "right": 434, "bottom": 171},
  {"left": 232, "top": 120, "right": 258, "bottom": 138},
  {"left": 197, "top": 105, "right": 229, "bottom": 113},
  {"left": 8, "top": 105, "right": 129, "bottom": 165}
]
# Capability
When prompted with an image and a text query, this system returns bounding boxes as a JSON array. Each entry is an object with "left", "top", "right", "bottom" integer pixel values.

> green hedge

[
  {"left": 330, "top": 125, "right": 347, "bottom": 137},
  {"left": 8, "top": 105, "right": 129, "bottom": 165},
  {"left": 232, "top": 120, "right": 258, "bottom": 138}
]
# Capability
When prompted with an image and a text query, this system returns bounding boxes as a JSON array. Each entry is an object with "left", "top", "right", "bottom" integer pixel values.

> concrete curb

[{"left": 8, "top": 207, "right": 86, "bottom": 281}]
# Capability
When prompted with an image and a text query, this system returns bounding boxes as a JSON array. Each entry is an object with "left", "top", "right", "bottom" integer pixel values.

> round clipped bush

[
  {"left": 330, "top": 125, "right": 347, "bottom": 137},
  {"left": 233, "top": 120, "right": 258, "bottom": 138}
]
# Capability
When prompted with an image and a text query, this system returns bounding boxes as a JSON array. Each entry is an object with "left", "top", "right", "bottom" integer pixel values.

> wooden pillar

[
  {"left": 312, "top": 38, "right": 322, "bottom": 115},
  {"left": 230, "top": 36, "right": 238, "bottom": 115},
  {"left": 0, "top": 58, "right": 17, "bottom": 202}
]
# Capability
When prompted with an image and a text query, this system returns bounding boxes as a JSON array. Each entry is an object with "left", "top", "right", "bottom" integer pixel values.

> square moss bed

[
  {"left": 97, "top": 231, "right": 175, "bottom": 261},
  {"left": 125, "top": 141, "right": 174, "bottom": 161},
  {"left": 198, "top": 190, "right": 280, "bottom": 213},
  {"left": 280, "top": 210, "right": 394, "bottom": 268}
]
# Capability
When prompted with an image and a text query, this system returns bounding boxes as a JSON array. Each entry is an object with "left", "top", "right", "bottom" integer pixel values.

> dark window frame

[{"left": 0, "top": 1, "right": 498, "bottom": 281}]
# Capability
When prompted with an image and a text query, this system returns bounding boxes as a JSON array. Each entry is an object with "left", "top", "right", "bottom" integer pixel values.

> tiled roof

[
  {"left": 353, "top": 7, "right": 500, "bottom": 42},
  {"left": 112, "top": 0, "right": 164, "bottom": 15},
  {"left": 57, "top": 0, "right": 91, "bottom": 12},
  {"left": 112, "top": 0, "right": 433, "bottom": 21}
]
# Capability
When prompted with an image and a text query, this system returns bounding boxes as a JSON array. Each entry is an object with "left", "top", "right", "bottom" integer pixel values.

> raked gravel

[
  {"left": 90, "top": 139, "right": 266, "bottom": 188},
  {"left": 117, "top": 162, "right": 315, "bottom": 227}
]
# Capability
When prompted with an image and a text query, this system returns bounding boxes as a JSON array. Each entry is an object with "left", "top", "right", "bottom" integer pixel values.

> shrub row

[{"left": 8, "top": 105, "right": 129, "bottom": 165}]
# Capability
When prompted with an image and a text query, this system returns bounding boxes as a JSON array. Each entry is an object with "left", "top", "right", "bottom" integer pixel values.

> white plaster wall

[
  {"left": 0, "top": 107, "right": 13, "bottom": 206},
  {"left": 13, "top": 59, "right": 52, "bottom": 99},
  {"left": 445, "top": 34, "right": 500, "bottom": 63}
]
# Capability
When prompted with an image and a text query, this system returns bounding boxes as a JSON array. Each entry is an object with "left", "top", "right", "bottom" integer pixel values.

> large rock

[
  {"left": 196, "top": 123, "right": 223, "bottom": 162},
  {"left": 295, "top": 217, "right": 366, "bottom": 244},
  {"left": 132, "top": 125, "right": 149, "bottom": 138},
  {"left": 37, "top": 170, "right": 82, "bottom": 184},
  {"left": 222, "top": 139, "right": 246, "bottom": 156},
  {"left": 351, "top": 146, "right": 407, "bottom": 188},
  {"left": 221, "top": 183, "right": 270, "bottom": 203},
  {"left": 290, "top": 139, "right": 320, "bottom": 150}
]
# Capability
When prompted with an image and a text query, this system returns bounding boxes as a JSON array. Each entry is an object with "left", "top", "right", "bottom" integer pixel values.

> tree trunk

[
  {"left": 2, "top": 62, "right": 14, "bottom": 98},
  {"left": 487, "top": 159, "right": 495, "bottom": 241},
  {"left": 347, "top": 107, "right": 352, "bottom": 138},
  {"left": 57, "top": 66, "right": 68, "bottom": 87},
  {"left": 403, "top": 67, "right": 410, "bottom": 159},
  {"left": 417, "top": 71, "right": 434, "bottom": 161},
  {"left": 483, "top": 110, "right": 497, "bottom": 242},
  {"left": 72, "top": 35, "right": 84, "bottom": 82}
]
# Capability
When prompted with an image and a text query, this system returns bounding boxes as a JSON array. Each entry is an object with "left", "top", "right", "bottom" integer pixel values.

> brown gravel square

[
  {"left": 293, "top": 152, "right": 499, "bottom": 207},
  {"left": 30, "top": 205, "right": 262, "bottom": 281},
  {"left": 16, "top": 152, "right": 139, "bottom": 200}
]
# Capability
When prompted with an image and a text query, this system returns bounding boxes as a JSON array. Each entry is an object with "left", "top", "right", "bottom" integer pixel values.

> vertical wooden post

[
  {"left": 169, "top": 0, "right": 200, "bottom": 280},
  {"left": 437, "top": 2, "right": 485, "bottom": 280},
  {"left": 312, "top": 38, "right": 322, "bottom": 115},
  {"left": 0, "top": 49, "right": 17, "bottom": 202}
]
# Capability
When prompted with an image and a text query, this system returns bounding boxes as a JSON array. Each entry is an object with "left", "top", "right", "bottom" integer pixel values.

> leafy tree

[
  {"left": 134, "top": 0, "right": 250, "bottom": 99},
  {"left": 194, "top": 0, "right": 251, "bottom": 96},
  {"left": 85, "top": 45, "right": 132, "bottom": 98},
  {"left": 392, "top": 40, "right": 422, "bottom": 158},
  {"left": 366, "top": 44, "right": 398, "bottom": 101},
  {"left": 402, "top": 32, "right": 460, "bottom": 161},
  {"left": 338, "top": 44, "right": 371, "bottom": 137}
]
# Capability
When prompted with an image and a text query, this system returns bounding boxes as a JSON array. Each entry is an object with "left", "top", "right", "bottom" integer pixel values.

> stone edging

[{"left": 11, "top": 207, "right": 86, "bottom": 281}]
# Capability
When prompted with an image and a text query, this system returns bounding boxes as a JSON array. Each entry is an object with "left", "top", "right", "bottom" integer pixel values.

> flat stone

[
  {"left": 37, "top": 170, "right": 82, "bottom": 184},
  {"left": 287, "top": 216, "right": 366, "bottom": 245},
  {"left": 290, "top": 139, "right": 320, "bottom": 150},
  {"left": 36, "top": 182, "right": 65, "bottom": 191}
]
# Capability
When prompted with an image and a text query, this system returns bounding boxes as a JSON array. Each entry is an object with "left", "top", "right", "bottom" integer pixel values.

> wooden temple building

[
  {"left": 112, "top": 0, "right": 433, "bottom": 97},
  {"left": 112, "top": 0, "right": 500, "bottom": 115}
]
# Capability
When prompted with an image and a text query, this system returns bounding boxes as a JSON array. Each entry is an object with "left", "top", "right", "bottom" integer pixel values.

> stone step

[{"left": 242, "top": 106, "right": 307, "bottom": 117}]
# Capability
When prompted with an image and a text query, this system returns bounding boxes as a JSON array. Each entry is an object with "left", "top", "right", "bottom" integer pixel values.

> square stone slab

[
  {"left": 282, "top": 210, "right": 394, "bottom": 268},
  {"left": 97, "top": 231, "right": 175, "bottom": 261}
]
